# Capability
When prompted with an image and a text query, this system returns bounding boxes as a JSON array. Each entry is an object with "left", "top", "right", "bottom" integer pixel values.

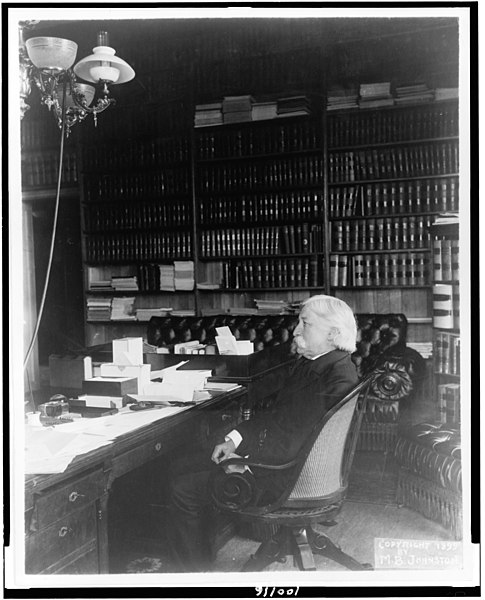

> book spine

[{"left": 433, "top": 284, "right": 454, "bottom": 329}]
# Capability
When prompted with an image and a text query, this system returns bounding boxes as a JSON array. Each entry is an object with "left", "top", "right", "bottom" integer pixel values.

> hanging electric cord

[{"left": 23, "top": 81, "right": 68, "bottom": 369}]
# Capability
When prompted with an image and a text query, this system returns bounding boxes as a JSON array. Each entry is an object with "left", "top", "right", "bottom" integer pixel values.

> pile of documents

[
  {"left": 174, "top": 260, "right": 195, "bottom": 291},
  {"left": 86, "top": 296, "right": 112, "bottom": 321},
  {"left": 111, "top": 296, "right": 136, "bottom": 320}
]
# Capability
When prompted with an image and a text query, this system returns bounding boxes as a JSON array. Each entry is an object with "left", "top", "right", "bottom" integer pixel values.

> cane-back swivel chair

[{"left": 209, "top": 376, "right": 374, "bottom": 571}]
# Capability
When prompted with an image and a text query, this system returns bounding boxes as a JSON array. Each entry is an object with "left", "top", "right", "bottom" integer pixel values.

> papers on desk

[
  {"left": 25, "top": 403, "right": 192, "bottom": 474},
  {"left": 25, "top": 427, "right": 113, "bottom": 474}
]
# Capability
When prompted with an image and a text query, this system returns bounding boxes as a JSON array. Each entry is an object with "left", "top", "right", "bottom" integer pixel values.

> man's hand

[{"left": 211, "top": 439, "right": 236, "bottom": 464}]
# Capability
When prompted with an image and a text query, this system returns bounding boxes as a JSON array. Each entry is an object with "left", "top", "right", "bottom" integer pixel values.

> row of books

[
  {"left": 222, "top": 257, "right": 321, "bottom": 290},
  {"left": 329, "top": 141, "right": 459, "bottom": 183},
  {"left": 435, "top": 332, "right": 460, "bottom": 376},
  {"left": 21, "top": 117, "right": 63, "bottom": 150},
  {"left": 197, "top": 156, "right": 323, "bottom": 193},
  {"left": 199, "top": 223, "right": 324, "bottom": 258},
  {"left": 22, "top": 150, "right": 78, "bottom": 188},
  {"left": 329, "top": 253, "right": 430, "bottom": 287},
  {"left": 331, "top": 216, "right": 433, "bottom": 252},
  {"left": 327, "top": 102, "right": 458, "bottom": 147},
  {"left": 84, "top": 168, "right": 190, "bottom": 202},
  {"left": 329, "top": 178, "right": 459, "bottom": 217},
  {"left": 433, "top": 238, "right": 460, "bottom": 281},
  {"left": 88, "top": 262, "right": 195, "bottom": 293},
  {"left": 85, "top": 232, "right": 192, "bottom": 263},
  {"left": 433, "top": 284, "right": 460, "bottom": 329},
  {"left": 199, "top": 191, "right": 323, "bottom": 224},
  {"left": 82, "top": 137, "right": 190, "bottom": 172},
  {"left": 84, "top": 200, "right": 191, "bottom": 232},
  {"left": 437, "top": 383, "right": 460, "bottom": 425},
  {"left": 195, "top": 95, "right": 311, "bottom": 127},
  {"left": 196, "top": 120, "right": 318, "bottom": 160}
]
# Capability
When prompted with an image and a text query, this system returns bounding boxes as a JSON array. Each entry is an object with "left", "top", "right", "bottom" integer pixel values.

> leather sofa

[
  {"left": 147, "top": 312, "right": 426, "bottom": 451},
  {"left": 394, "top": 422, "right": 462, "bottom": 539}
]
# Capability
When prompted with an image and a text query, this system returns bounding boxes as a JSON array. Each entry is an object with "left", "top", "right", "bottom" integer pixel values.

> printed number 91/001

[{"left": 255, "top": 588, "right": 299, "bottom": 597}]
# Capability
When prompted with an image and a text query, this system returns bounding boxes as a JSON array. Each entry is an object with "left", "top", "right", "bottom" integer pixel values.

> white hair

[{"left": 301, "top": 295, "right": 357, "bottom": 353}]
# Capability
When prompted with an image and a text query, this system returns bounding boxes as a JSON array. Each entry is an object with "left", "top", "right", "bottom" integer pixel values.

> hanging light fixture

[{"left": 20, "top": 24, "right": 135, "bottom": 135}]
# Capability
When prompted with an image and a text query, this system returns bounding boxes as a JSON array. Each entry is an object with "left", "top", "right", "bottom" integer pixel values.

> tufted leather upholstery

[
  {"left": 147, "top": 312, "right": 425, "bottom": 406},
  {"left": 395, "top": 422, "right": 462, "bottom": 538}
]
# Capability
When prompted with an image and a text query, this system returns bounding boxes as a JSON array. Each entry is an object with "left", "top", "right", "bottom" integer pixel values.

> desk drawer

[
  {"left": 31, "top": 468, "right": 106, "bottom": 530},
  {"left": 112, "top": 421, "right": 193, "bottom": 479},
  {"left": 25, "top": 504, "right": 97, "bottom": 574}
]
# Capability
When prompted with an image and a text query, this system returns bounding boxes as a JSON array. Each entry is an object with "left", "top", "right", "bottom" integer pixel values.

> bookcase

[
  {"left": 431, "top": 219, "right": 460, "bottom": 424},
  {"left": 78, "top": 97, "right": 459, "bottom": 347},
  {"left": 327, "top": 100, "right": 459, "bottom": 344},
  {"left": 80, "top": 102, "right": 195, "bottom": 346},
  {"left": 194, "top": 115, "right": 327, "bottom": 298}
]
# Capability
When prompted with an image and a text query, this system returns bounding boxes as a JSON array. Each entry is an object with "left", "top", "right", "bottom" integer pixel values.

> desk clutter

[{"left": 26, "top": 336, "right": 245, "bottom": 474}]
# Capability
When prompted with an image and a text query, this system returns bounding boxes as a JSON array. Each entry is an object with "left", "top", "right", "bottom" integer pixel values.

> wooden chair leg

[
  {"left": 291, "top": 528, "right": 316, "bottom": 571},
  {"left": 307, "top": 527, "right": 373, "bottom": 571},
  {"left": 241, "top": 527, "right": 289, "bottom": 572}
]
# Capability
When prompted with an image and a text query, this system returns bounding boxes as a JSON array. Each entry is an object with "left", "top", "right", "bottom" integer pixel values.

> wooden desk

[{"left": 24, "top": 387, "right": 247, "bottom": 575}]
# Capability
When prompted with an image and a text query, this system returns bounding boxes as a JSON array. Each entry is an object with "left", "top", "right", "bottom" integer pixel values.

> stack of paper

[
  {"left": 86, "top": 296, "right": 112, "bottom": 321},
  {"left": 159, "top": 264, "right": 176, "bottom": 291},
  {"left": 89, "top": 280, "right": 112, "bottom": 291},
  {"left": 277, "top": 95, "right": 311, "bottom": 117},
  {"left": 215, "top": 326, "right": 253, "bottom": 355},
  {"left": 435, "top": 88, "right": 459, "bottom": 101},
  {"left": 359, "top": 82, "right": 394, "bottom": 109},
  {"left": 222, "top": 95, "right": 254, "bottom": 123},
  {"left": 254, "top": 298, "right": 290, "bottom": 314},
  {"left": 135, "top": 307, "right": 173, "bottom": 321},
  {"left": 194, "top": 102, "right": 223, "bottom": 127},
  {"left": 252, "top": 101, "right": 278, "bottom": 121},
  {"left": 394, "top": 82, "right": 434, "bottom": 105},
  {"left": 174, "top": 261, "right": 195, "bottom": 291},
  {"left": 111, "top": 297, "right": 136, "bottom": 320},
  {"left": 327, "top": 86, "right": 359, "bottom": 111},
  {"left": 111, "top": 276, "right": 139, "bottom": 291}
]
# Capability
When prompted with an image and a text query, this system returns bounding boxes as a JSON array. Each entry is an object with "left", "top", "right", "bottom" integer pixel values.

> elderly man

[{"left": 167, "top": 295, "right": 359, "bottom": 571}]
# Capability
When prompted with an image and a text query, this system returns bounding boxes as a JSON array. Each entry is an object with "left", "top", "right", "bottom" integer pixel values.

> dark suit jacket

[{"left": 233, "top": 349, "right": 359, "bottom": 498}]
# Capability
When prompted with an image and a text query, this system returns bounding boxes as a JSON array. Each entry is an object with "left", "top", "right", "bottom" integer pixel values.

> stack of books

[
  {"left": 171, "top": 309, "right": 196, "bottom": 317},
  {"left": 111, "top": 276, "right": 139, "bottom": 291},
  {"left": 111, "top": 297, "right": 136, "bottom": 321},
  {"left": 326, "top": 86, "right": 359, "bottom": 111},
  {"left": 277, "top": 95, "right": 311, "bottom": 117},
  {"left": 254, "top": 298, "right": 290, "bottom": 314},
  {"left": 435, "top": 87, "right": 459, "bottom": 101},
  {"left": 174, "top": 260, "right": 195, "bottom": 291},
  {"left": 251, "top": 101, "right": 278, "bottom": 121},
  {"left": 159, "top": 264, "right": 175, "bottom": 291},
  {"left": 394, "top": 82, "right": 434, "bottom": 105},
  {"left": 359, "top": 82, "right": 394, "bottom": 109},
  {"left": 194, "top": 102, "right": 223, "bottom": 127},
  {"left": 88, "top": 279, "right": 112, "bottom": 291},
  {"left": 87, "top": 296, "right": 112, "bottom": 321},
  {"left": 407, "top": 341, "right": 433, "bottom": 359},
  {"left": 222, "top": 95, "right": 254, "bottom": 123},
  {"left": 135, "top": 307, "right": 173, "bottom": 321}
]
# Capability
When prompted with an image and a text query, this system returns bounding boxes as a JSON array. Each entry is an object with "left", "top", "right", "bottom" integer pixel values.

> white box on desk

[
  {"left": 112, "top": 337, "right": 144, "bottom": 366},
  {"left": 99, "top": 363, "right": 151, "bottom": 392}
]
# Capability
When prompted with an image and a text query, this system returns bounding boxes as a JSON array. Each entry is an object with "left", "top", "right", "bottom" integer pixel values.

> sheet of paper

[
  {"left": 149, "top": 360, "right": 190, "bottom": 382},
  {"left": 142, "top": 382, "right": 199, "bottom": 402},
  {"left": 215, "top": 326, "right": 233, "bottom": 337},
  {"left": 204, "top": 382, "right": 242, "bottom": 392},
  {"left": 215, "top": 334, "right": 239, "bottom": 355}
]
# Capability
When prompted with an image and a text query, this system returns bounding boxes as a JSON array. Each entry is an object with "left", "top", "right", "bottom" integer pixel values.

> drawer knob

[
  {"left": 154, "top": 442, "right": 162, "bottom": 452},
  {"left": 58, "top": 526, "right": 73, "bottom": 538},
  {"left": 68, "top": 491, "right": 85, "bottom": 502}
]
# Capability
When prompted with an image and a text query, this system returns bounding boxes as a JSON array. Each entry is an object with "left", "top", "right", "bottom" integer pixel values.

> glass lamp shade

[
  {"left": 73, "top": 45, "right": 135, "bottom": 84},
  {"left": 25, "top": 37, "right": 78, "bottom": 70},
  {"left": 55, "top": 82, "right": 95, "bottom": 109}
]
